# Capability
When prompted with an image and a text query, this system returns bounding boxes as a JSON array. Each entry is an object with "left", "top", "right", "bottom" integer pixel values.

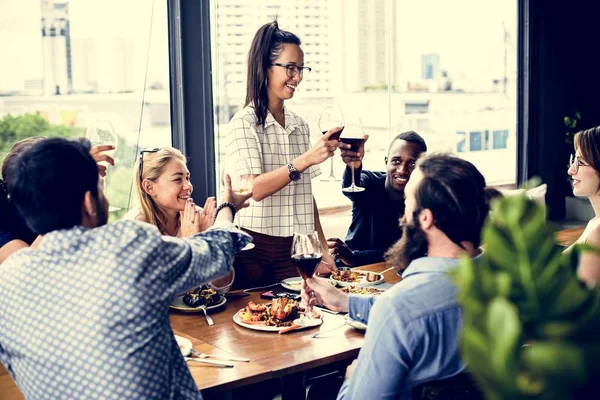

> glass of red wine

[
  {"left": 291, "top": 231, "right": 323, "bottom": 318},
  {"left": 340, "top": 116, "right": 366, "bottom": 192},
  {"left": 318, "top": 105, "right": 344, "bottom": 182}
]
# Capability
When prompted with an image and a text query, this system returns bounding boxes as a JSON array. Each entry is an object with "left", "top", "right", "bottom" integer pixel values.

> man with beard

[
  {"left": 303, "top": 154, "right": 493, "bottom": 400},
  {"left": 328, "top": 131, "right": 427, "bottom": 267},
  {"left": 0, "top": 138, "right": 252, "bottom": 399}
]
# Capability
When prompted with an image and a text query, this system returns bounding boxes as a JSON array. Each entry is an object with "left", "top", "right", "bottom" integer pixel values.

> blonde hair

[{"left": 134, "top": 147, "right": 187, "bottom": 234}]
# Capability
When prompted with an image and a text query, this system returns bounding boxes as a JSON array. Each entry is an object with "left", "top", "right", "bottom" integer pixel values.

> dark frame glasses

[{"left": 138, "top": 147, "right": 161, "bottom": 182}]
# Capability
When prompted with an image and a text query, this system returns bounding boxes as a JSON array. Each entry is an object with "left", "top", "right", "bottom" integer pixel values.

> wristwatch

[{"left": 287, "top": 162, "right": 301, "bottom": 182}]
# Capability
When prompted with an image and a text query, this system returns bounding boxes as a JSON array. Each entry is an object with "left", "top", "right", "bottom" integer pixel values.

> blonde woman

[{"left": 126, "top": 147, "right": 233, "bottom": 291}]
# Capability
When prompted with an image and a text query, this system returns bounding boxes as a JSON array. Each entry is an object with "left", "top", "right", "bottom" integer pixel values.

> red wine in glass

[
  {"left": 292, "top": 253, "right": 322, "bottom": 279},
  {"left": 322, "top": 127, "right": 344, "bottom": 141},
  {"left": 339, "top": 137, "right": 364, "bottom": 152},
  {"left": 341, "top": 116, "right": 366, "bottom": 193}
]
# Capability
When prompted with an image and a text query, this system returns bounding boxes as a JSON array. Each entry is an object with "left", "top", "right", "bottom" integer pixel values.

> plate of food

[
  {"left": 233, "top": 298, "right": 322, "bottom": 332},
  {"left": 174, "top": 335, "right": 193, "bottom": 356},
  {"left": 344, "top": 315, "right": 367, "bottom": 331},
  {"left": 340, "top": 286, "right": 385, "bottom": 296},
  {"left": 330, "top": 270, "right": 384, "bottom": 288},
  {"left": 170, "top": 285, "right": 227, "bottom": 312},
  {"left": 280, "top": 277, "right": 303, "bottom": 292}
]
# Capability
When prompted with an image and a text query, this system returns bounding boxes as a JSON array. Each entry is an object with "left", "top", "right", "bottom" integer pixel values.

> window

[
  {"left": 470, "top": 131, "right": 483, "bottom": 151},
  {"left": 209, "top": 0, "right": 517, "bottom": 238},
  {"left": 493, "top": 129, "right": 509, "bottom": 149},
  {"left": 457, "top": 131, "right": 467, "bottom": 153},
  {"left": 0, "top": 0, "right": 172, "bottom": 221}
]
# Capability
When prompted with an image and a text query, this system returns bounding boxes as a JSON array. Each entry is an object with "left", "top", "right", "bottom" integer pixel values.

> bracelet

[{"left": 215, "top": 202, "right": 237, "bottom": 221}]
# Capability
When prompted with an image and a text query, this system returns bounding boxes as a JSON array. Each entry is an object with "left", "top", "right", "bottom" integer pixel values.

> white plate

[
  {"left": 175, "top": 335, "right": 192, "bottom": 356},
  {"left": 233, "top": 308, "right": 323, "bottom": 332},
  {"left": 330, "top": 271, "right": 384, "bottom": 288},
  {"left": 345, "top": 315, "right": 367, "bottom": 331},
  {"left": 281, "top": 277, "right": 303, "bottom": 292},
  {"left": 169, "top": 295, "right": 227, "bottom": 313}
]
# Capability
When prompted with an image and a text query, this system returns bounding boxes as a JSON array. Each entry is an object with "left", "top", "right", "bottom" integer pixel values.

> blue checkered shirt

[{"left": 0, "top": 220, "right": 250, "bottom": 399}]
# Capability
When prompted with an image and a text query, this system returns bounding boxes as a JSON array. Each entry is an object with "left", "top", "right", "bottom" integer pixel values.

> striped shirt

[{"left": 225, "top": 106, "right": 321, "bottom": 237}]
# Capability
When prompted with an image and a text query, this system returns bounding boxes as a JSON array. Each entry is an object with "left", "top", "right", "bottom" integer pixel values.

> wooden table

[
  {"left": 0, "top": 262, "right": 397, "bottom": 400},
  {"left": 555, "top": 226, "right": 585, "bottom": 247},
  {"left": 174, "top": 262, "right": 399, "bottom": 399}
]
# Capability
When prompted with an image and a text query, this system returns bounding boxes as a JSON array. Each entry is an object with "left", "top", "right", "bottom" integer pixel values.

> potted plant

[{"left": 453, "top": 193, "right": 600, "bottom": 399}]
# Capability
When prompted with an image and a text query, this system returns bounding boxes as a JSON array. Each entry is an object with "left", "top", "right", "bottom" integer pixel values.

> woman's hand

[
  {"left": 299, "top": 127, "right": 343, "bottom": 169},
  {"left": 221, "top": 174, "right": 253, "bottom": 212},
  {"left": 89, "top": 145, "right": 115, "bottom": 177},
  {"left": 340, "top": 134, "right": 369, "bottom": 168},
  {"left": 197, "top": 197, "right": 217, "bottom": 232},
  {"left": 315, "top": 250, "right": 337, "bottom": 276},
  {"left": 179, "top": 198, "right": 202, "bottom": 237}
]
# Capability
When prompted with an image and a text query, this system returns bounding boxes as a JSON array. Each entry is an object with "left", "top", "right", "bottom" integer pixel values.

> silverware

[
  {"left": 184, "top": 357, "right": 233, "bottom": 368},
  {"left": 311, "top": 322, "right": 348, "bottom": 338},
  {"left": 314, "top": 306, "right": 340, "bottom": 315},
  {"left": 199, "top": 305, "right": 214, "bottom": 326},
  {"left": 190, "top": 348, "right": 250, "bottom": 362}
]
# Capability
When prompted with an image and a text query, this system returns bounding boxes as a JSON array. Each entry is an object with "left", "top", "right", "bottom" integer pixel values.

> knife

[
  {"left": 190, "top": 348, "right": 250, "bottom": 362},
  {"left": 184, "top": 357, "right": 234, "bottom": 368}
]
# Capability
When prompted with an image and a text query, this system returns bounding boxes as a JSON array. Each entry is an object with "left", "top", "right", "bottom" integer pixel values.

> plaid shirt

[
  {"left": 225, "top": 107, "right": 321, "bottom": 237},
  {"left": 0, "top": 220, "right": 250, "bottom": 399}
]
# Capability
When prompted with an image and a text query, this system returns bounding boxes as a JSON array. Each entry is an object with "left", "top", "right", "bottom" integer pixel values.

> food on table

[
  {"left": 331, "top": 270, "right": 364, "bottom": 283},
  {"left": 238, "top": 298, "right": 301, "bottom": 327},
  {"left": 340, "top": 286, "right": 384, "bottom": 295},
  {"left": 182, "top": 285, "right": 222, "bottom": 308}
]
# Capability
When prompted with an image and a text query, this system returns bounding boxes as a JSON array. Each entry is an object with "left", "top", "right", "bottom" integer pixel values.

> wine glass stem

[
  {"left": 329, "top": 157, "right": 335, "bottom": 178},
  {"left": 351, "top": 163, "right": 356, "bottom": 188},
  {"left": 304, "top": 277, "right": 315, "bottom": 318}
]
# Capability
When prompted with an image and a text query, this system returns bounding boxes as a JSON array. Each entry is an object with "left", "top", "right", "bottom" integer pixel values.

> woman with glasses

[
  {"left": 225, "top": 20, "right": 339, "bottom": 289},
  {"left": 126, "top": 147, "right": 234, "bottom": 291},
  {"left": 567, "top": 126, "right": 600, "bottom": 286}
]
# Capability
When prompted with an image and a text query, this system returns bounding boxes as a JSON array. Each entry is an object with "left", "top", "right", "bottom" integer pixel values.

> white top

[{"left": 225, "top": 106, "right": 321, "bottom": 237}]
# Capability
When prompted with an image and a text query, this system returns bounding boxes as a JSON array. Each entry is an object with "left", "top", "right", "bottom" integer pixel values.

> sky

[{"left": 0, "top": 0, "right": 517, "bottom": 93}]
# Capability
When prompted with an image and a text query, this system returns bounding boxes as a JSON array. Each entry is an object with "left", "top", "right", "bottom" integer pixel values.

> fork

[
  {"left": 199, "top": 305, "right": 214, "bottom": 326},
  {"left": 190, "top": 348, "right": 250, "bottom": 362}
]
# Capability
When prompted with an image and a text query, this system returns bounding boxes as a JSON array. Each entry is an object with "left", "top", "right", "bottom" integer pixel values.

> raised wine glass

[
  {"left": 318, "top": 105, "right": 344, "bottom": 182},
  {"left": 291, "top": 231, "right": 322, "bottom": 318},
  {"left": 86, "top": 120, "right": 117, "bottom": 191},
  {"left": 225, "top": 156, "right": 255, "bottom": 250},
  {"left": 340, "top": 116, "right": 366, "bottom": 193}
]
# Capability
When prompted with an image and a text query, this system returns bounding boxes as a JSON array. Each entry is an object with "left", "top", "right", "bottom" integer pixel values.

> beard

[{"left": 385, "top": 215, "right": 429, "bottom": 273}]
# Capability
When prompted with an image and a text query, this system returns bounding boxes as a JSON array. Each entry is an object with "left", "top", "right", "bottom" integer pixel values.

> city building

[{"left": 421, "top": 53, "right": 440, "bottom": 80}]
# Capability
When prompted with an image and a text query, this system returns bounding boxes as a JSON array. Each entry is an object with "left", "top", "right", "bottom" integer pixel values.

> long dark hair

[{"left": 245, "top": 20, "right": 301, "bottom": 127}]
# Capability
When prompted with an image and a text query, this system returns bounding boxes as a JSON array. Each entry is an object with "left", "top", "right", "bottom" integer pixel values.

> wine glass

[
  {"left": 86, "top": 121, "right": 118, "bottom": 192},
  {"left": 225, "top": 156, "right": 255, "bottom": 250},
  {"left": 318, "top": 105, "right": 344, "bottom": 182},
  {"left": 340, "top": 116, "right": 366, "bottom": 193},
  {"left": 291, "top": 231, "right": 323, "bottom": 318}
]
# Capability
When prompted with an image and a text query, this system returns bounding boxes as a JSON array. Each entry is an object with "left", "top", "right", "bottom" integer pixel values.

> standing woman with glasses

[
  {"left": 225, "top": 20, "right": 339, "bottom": 289},
  {"left": 126, "top": 147, "right": 234, "bottom": 291},
  {"left": 567, "top": 126, "right": 600, "bottom": 287}
]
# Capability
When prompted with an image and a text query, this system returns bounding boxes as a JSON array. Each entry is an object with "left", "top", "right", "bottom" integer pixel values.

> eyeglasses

[
  {"left": 138, "top": 147, "right": 160, "bottom": 182},
  {"left": 271, "top": 63, "right": 312, "bottom": 78},
  {"left": 569, "top": 154, "right": 590, "bottom": 174}
]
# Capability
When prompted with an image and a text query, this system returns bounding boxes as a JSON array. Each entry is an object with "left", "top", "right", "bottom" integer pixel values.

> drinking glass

[
  {"left": 225, "top": 156, "right": 255, "bottom": 250},
  {"left": 340, "top": 116, "right": 366, "bottom": 192},
  {"left": 86, "top": 121, "right": 117, "bottom": 191},
  {"left": 318, "top": 105, "right": 344, "bottom": 181},
  {"left": 291, "top": 231, "right": 323, "bottom": 318}
]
